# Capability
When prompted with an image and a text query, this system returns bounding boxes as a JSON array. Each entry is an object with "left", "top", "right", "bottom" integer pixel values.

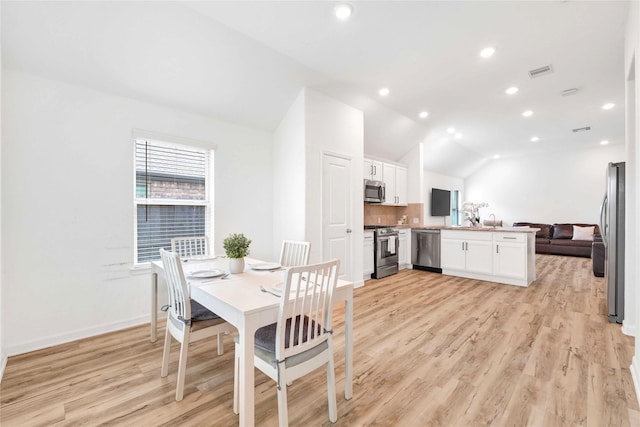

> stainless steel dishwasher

[{"left": 411, "top": 229, "right": 442, "bottom": 273}]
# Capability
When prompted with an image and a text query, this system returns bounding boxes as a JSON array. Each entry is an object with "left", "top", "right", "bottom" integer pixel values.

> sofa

[{"left": 512, "top": 222, "right": 604, "bottom": 277}]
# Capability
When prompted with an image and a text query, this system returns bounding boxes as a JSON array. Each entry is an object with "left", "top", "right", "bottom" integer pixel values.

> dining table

[{"left": 149, "top": 256, "right": 354, "bottom": 427}]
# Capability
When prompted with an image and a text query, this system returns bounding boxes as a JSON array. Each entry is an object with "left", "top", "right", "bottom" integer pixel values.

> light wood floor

[{"left": 1, "top": 255, "right": 638, "bottom": 426}]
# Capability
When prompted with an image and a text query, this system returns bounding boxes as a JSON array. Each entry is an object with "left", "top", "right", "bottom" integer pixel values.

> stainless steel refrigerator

[{"left": 599, "top": 162, "right": 625, "bottom": 323}]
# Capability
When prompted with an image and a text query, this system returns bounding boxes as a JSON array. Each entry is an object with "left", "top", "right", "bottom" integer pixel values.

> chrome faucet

[{"left": 489, "top": 213, "right": 496, "bottom": 228}]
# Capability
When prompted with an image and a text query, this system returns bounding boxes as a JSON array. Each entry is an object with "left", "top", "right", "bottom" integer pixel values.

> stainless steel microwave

[{"left": 364, "top": 179, "right": 385, "bottom": 203}]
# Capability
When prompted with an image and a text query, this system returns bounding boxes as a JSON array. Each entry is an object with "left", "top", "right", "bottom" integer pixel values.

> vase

[{"left": 229, "top": 257, "right": 245, "bottom": 274}]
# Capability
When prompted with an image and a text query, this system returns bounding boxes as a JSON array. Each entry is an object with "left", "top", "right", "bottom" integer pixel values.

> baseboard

[
  {"left": 0, "top": 352, "right": 7, "bottom": 384},
  {"left": 5, "top": 315, "right": 149, "bottom": 357},
  {"left": 354, "top": 279, "right": 365, "bottom": 288},
  {"left": 631, "top": 356, "right": 640, "bottom": 407},
  {"left": 622, "top": 321, "right": 636, "bottom": 337}
]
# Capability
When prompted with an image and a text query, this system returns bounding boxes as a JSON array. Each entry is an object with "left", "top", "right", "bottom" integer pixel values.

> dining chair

[
  {"left": 279, "top": 240, "right": 311, "bottom": 267},
  {"left": 171, "top": 236, "right": 208, "bottom": 259},
  {"left": 159, "top": 248, "right": 235, "bottom": 401},
  {"left": 233, "top": 259, "right": 340, "bottom": 426}
]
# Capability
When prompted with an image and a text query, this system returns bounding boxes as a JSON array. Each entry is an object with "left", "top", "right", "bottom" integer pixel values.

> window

[
  {"left": 451, "top": 190, "right": 460, "bottom": 225},
  {"left": 134, "top": 137, "right": 212, "bottom": 264}
]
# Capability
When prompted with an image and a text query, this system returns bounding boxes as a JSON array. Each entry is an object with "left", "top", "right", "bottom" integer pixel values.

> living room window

[{"left": 134, "top": 136, "right": 213, "bottom": 264}]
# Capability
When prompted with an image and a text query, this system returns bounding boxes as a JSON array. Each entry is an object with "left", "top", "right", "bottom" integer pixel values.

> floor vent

[
  {"left": 572, "top": 126, "right": 591, "bottom": 133},
  {"left": 529, "top": 64, "right": 554, "bottom": 78}
]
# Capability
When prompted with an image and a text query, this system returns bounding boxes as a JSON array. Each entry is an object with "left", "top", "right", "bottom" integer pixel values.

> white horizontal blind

[{"left": 134, "top": 139, "right": 210, "bottom": 263}]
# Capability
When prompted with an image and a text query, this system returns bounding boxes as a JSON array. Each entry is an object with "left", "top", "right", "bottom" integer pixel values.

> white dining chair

[
  {"left": 171, "top": 236, "right": 208, "bottom": 259},
  {"left": 233, "top": 259, "right": 340, "bottom": 426},
  {"left": 159, "top": 249, "right": 235, "bottom": 401},
  {"left": 279, "top": 240, "right": 311, "bottom": 267}
]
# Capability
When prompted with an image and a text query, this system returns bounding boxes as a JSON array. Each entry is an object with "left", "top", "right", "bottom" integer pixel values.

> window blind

[{"left": 134, "top": 139, "right": 210, "bottom": 264}]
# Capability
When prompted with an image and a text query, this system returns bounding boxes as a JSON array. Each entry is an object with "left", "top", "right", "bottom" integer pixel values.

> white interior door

[{"left": 323, "top": 154, "right": 352, "bottom": 280}]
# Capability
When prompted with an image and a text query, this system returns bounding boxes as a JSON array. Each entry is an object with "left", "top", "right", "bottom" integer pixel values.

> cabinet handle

[
  {"left": 496, "top": 245, "right": 499, "bottom": 254},
  {"left": 373, "top": 165, "right": 377, "bottom": 175},
  {"left": 503, "top": 236, "right": 517, "bottom": 240},
  {"left": 462, "top": 242, "right": 465, "bottom": 251}
]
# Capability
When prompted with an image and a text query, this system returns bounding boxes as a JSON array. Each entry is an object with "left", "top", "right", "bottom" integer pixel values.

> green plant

[{"left": 223, "top": 233, "right": 251, "bottom": 258}]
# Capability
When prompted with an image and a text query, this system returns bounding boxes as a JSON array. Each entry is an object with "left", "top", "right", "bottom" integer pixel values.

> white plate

[
  {"left": 187, "top": 269, "right": 225, "bottom": 279},
  {"left": 250, "top": 262, "right": 282, "bottom": 271}
]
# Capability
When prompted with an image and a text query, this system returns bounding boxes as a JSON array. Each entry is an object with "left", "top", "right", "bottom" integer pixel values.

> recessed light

[
  {"left": 505, "top": 87, "right": 519, "bottom": 95},
  {"left": 530, "top": 136, "right": 539, "bottom": 142},
  {"left": 455, "top": 133, "right": 463, "bottom": 139},
  {"left": 447, "top": 127, "right": 456, "bottom": 134},
  {"left": 419, "top": 111, "right": 429, "bottom": 119},
  {"left": 522, "top": 110, "right": 533, "bottom": 117},
  {"left": 493, "top": 154, "right": 500, "bottom": 159},
  {"left": 334, "top": 4, "right": 353, "bottom": 20},
  {"left": 602, "top": 103, "right": 615, "bottom": 110},
  {"left": 480, "top": 47, "right": 495, "bottom": 58},
  {"left": 601, "top": 140, "right": 609, "bottom": 145},
  {"left": 378, "top": 87, "right": 390, "bottom": 97}
]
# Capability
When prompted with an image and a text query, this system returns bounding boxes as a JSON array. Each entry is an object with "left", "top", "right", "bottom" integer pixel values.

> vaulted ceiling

[{"left": 2, "top": 1, "right": 628, "bottom": 177}]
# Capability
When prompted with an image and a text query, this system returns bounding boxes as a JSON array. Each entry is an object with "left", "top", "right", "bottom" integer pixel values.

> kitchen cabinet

[
  {"left": 397, "top": 229, "right": 411, "bottom": 269},
  {"left": 441, "top": 230, "right": 493, "bottom": 275},
  {"left": 493, "top": 232, "right": 530, "bottom": 281},
  {"left": 382, "top": 163, "right": 408, "bottom": 206},
  {"left": 440, "top": 228, "right": 537, "bottom": 287},
  {"left": 363, "top": 159, "right": 383, "bottom": 181},
  {"left": 363, "top": 231, "right": 374, "bottom": 279}
]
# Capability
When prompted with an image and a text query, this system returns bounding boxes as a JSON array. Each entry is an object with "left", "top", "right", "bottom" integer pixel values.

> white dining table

[{"left": 150, "top": 257, "right": 354, "bottom": 427}]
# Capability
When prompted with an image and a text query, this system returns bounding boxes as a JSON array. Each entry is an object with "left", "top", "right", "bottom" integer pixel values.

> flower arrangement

[
  {"left": 223, "top": 233, "right": 252, "bottom": 258},
  {"left": 462, "top": 202, "right": 488, "bottom": 226}
]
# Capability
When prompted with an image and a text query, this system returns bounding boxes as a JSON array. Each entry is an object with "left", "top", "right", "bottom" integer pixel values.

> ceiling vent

[
  {"left": 572, "top": 126, "right": 591, "bottom": 133},
  {"left": 561, "top": 88, "right": 579, "bottom": 96},
  {"left": 528, "top": 64, "right": 554, "bottom": 78}
]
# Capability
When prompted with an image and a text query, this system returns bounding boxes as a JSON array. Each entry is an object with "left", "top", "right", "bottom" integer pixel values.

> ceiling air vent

[
  {"left": 528, "top": 64, "right": 554, "bottom": 78},
  {"left": 572, "top": 126, "right": 591, "bottom": 133},
  {"left": 561, "top": 88, "right": 579, "bottom": 96}
]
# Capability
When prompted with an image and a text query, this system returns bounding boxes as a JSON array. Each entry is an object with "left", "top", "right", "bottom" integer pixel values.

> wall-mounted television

[{"left": 431, "top": 188, "right": 451, "bottom": 217}]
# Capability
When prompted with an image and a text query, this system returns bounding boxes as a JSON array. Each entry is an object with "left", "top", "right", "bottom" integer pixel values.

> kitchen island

[{"left": 430, "top": 226, "right": 539, "bottom": 287}]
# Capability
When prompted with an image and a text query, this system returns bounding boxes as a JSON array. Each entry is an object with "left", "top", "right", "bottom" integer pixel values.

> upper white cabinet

[
  {"left": 382, "top": 163, "right": 408, "bottom": 206},
  {"left": 363, "top": 159, "right": 383, "bottom": 181}
]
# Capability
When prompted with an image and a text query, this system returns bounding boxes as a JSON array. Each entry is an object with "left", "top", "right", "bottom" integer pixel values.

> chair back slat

[
  {"left": 276, "top": 259, "right": 339, "bottom": 360},
  {"left": 279, "top": 240, "right": 311, "bottom": 267},
  {"left": 160, "top": 249, "right": 191, "bottom": 322},
  {"left": 171, "top": 236, "right": 208, "bottom": 259}
]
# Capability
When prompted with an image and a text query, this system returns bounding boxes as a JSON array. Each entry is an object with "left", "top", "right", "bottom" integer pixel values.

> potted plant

[{"left": 223, "top": 233, "right": 252, "bottom": 273}]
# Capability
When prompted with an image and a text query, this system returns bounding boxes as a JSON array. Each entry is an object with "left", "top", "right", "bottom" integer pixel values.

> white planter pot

[{"left": 229, "top": 257, "right": 245, "bottom": 274}]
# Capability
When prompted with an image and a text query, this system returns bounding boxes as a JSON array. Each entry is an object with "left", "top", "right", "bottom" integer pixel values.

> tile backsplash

[{"left": 364, "top": 203, "right": 423, "bottom": 227}]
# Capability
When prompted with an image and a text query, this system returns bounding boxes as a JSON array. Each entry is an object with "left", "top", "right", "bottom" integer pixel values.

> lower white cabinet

[
  {"left": 363, "top": 231, "right": 374, "bottom": 278},
  {"left": 441, "top": 230, "right": 493, "bottom": 275},
  {"left": 397, "top": 229, "right": 411, "bottom": 269},
  {"left": 493, "top": 232, "right": 529, "bottom": 280},
  {"left": 441, "top": 229, "right": 536, "bottom": 287}
]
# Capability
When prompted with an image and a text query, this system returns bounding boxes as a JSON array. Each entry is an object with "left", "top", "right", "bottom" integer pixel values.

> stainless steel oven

[{"left": 372, "top": 227, "right": 399, "bottom": 279}]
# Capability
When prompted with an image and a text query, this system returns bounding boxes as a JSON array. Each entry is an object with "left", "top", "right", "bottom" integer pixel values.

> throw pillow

[
  {"left": 572, "top": 225, "right": 595, "bottom": 241},
  {"left": 552, "top": 224, "right": 573, "bottom": 239},
  {"left": 535, "top": 224, "right": 552, "bottom": 239}
]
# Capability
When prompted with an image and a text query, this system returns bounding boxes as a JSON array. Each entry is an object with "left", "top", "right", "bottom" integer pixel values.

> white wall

[
  {"left": 626, "top": 0, "right": 640, "bottom": 405},
  {"left": 1, "top": 70, "right": 273, "bottom": 355},
  {"left": 423, "top": 170, "right": 464, "bottom": 226},
  {"left": 0, "top": 2, "right": 5, "bottom": 380},
  {"left": 464, "top": 145, "right": 625, "bottom": 227},
  {"left": 304, "top": 89, "right": 364, "bottom": 282},
  {"left": 400, "top": 143, "right": 424, "bottom": 204},
  {"left": 272, "top": 91, "right": 306, "bottom": 259}
]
